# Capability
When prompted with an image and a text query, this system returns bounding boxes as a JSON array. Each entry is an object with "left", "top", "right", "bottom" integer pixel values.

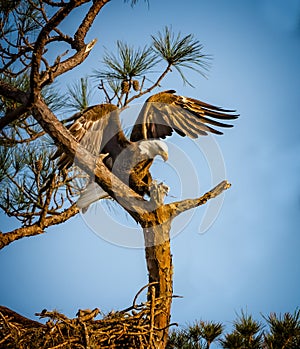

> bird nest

[{"left": 0, "top": 284, "right": 173, "bottom": 349}]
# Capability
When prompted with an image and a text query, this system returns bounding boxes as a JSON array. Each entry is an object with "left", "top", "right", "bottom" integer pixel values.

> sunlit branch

[
  {"left": 168, "top": 180, "right": 231, "bottom": 218},
  {"left": 0, "top": 204, "right": 79, "bottom": 250},
  {"left": 74, "top": 0, "right": 109, "bottom": 50},
  {"left": 39, "top": 39, "right": 97, "bottom": 88}
]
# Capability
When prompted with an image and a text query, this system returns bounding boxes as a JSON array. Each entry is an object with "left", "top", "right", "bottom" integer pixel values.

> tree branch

[
  {"left": 0, "top": 81, "right": 29, "bottom": 105},
  {"left": 39, "top": 1, "right": 110, "bottom": 87},
  {"left": 126, "top": 63, "right": 172, "bottom": 105},
  {"left": 0, "top": 204, "right": 79, "bottom": 250},
  {"left": 168, "top": 180, "right": 231, "bottom": 218},
  {"left": 74, "top": 0, "right": 110, "bottom": 50},
  {"left": 0, "top": 105, "right": 29, "bottom": 130},
  {"left": 30, "top": 0, "right": 89, "bottom": 97},
  {"left": 0, "top": 81, "right": 30, "bottom": 129},
  {"left": 39, "top": 39, "right": 98, "bottom": 87}
]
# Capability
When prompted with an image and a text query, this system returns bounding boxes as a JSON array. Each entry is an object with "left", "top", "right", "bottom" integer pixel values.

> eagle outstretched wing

[
  {"left": 53, "top": 104, "right": 119, "bottom": 169},
  {"left": 130, "top": 90, "right": 239, "bottom": 141},
  {"left": 67, "top": 104, "right": 118, "bottom": 153}
]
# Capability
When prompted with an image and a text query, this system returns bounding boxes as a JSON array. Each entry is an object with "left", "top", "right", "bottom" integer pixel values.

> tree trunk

[
  {"left": 143, "top": 220, "right": 173, "bottom": 348},
  {"left": 139, "top": 181, "right": 231, "bottom": 349}
]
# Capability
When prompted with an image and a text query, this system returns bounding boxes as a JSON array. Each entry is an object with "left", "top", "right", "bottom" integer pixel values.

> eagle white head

[{"left": 138, "top": 140, "right": 168, "bottom": 161}]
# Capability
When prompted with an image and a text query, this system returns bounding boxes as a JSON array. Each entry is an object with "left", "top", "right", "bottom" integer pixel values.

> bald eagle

[{"left": 54, "top": 90, "right": 238, "bottom": 209}]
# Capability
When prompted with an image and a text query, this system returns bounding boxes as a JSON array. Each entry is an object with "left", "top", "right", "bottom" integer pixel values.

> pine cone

[
  {"left": 132, "top": 80, "right": 140, "bottom": 91},
  {"left": 35, "top": 159, "right": 43, "bottom": 172},
  {"left": 121, "top": 80, "right": 130, "bottom": 94}
]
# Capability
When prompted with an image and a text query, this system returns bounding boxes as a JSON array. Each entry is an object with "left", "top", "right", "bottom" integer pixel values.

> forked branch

[{"left": 169, "top": 180, "right": 231, "bottom": 218}]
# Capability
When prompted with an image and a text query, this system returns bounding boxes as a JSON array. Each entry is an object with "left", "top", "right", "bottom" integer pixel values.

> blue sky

[{"left": 1, "top": 0, "right": 300, "bottom": 331}]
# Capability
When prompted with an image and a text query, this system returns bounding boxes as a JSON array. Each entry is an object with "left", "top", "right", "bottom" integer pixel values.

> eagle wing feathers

[
  {"left": 53, "top": 104, "right": 119, "bottom": 170},
  {"left": 130, "top": 90, "right": 238, "bottom": 141}
]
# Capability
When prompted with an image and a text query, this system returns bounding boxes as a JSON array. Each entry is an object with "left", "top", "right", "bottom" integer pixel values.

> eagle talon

[
  {"left": 149, "top": 181, "right": 170, "bottom": 205},
  {"left": 97, "top": 152, "right": 109, "bottom": 163}
]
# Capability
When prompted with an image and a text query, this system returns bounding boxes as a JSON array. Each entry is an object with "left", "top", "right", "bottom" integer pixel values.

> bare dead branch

[
  {"left": 38, "top": 174, "right": 56, "bottom": 225},
  {"left": 168, "top": 180, "right": 231, "bottom": 218},
  {"left": 39, "top": 38, "right": 97, "bottom": 88},
  {"left": 0, "top": 204, "right": 79, "bottom": 250},
  {"left": 0, "top": 306, "right": 45, "bottom": 328}
]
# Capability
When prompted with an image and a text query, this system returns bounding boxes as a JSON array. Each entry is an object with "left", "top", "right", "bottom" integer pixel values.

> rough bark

[
  {"left": 143, "top": 221, "right": 173, "bottom": 348},
  {"left": 137, "top": 181, "right": 230, "bottom": 347}
]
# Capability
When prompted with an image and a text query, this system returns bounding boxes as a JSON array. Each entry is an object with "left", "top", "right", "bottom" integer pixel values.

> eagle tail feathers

[{"left": 77, "top": 182, "right": 109, "bottom": 212}]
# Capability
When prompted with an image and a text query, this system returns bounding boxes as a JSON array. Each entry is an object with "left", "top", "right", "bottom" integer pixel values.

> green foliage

[
  {"left": 167, "top": 320, "right": 223, "bottom": 349},
  {"left": 95, "top": 40, "right": 157, "bottom": 83},
  {"left": 152, "top": 26, "right": 211, "bottom": 85},
  {"left": 14, "top": 1, "right": 43, "bottom": 34},
  {"left": 220, "top": 332, "right": 244, "bottom": 349},
  {"left": 0, "top": 72, "right": 66, "bottom": 118},
  {"left": 0, "top": 146, "right": 12, "bottom": 182},
  {"left": 263, "top": 309, "right": 300, "bottom": 349},
  {"left": 0, "top": 71, "right": 77, "bottom": 225},
  {"left": 0, "top": 0, "right": 21, "bottom": 14},
  {"left": 169, "top": 309, "right": 300, "bottom": 349},
  {"left": 43, "top": 83, "right": 69, "bottom": 113},
  {"left": 200, "top": 320, "right": 224, "bottom": 347},
  {"left": 0, "top": 143, "right": 54, "bottom": 222},
  {"left": 0, "top": 73, "right": 30, "bottom": 115},
  {"left": 167, "top": 329, "right": 193, "bottom": 349},
  {"left": 93, "top": 27, "right": 211, "bottom": 105},
  {"left": 0, "top": 0, "right": 44, "bottom": 70},
  {"left": 0, "top": 137, "right": 84, "bottom": 225},
  {"left": 219, "top": 310, "right": 263, "bottom": 349},
  {"left": 65, "top": 77, "right": 94, "bottom": 112}
]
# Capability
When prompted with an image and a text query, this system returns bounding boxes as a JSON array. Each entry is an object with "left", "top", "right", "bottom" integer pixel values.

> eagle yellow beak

[{"left": 161, "top": 151, "right": 168, "bottom": 162}]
